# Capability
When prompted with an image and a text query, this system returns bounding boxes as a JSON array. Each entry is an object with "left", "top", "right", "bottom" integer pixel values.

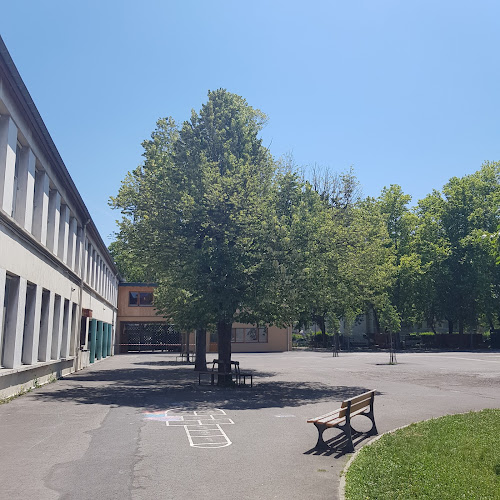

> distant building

[
  {"left": 0, "top": 36, "right": 119, "bottom": 398},
  {"left": 116, "top": 283, "right": 292, "bottom": 354}
]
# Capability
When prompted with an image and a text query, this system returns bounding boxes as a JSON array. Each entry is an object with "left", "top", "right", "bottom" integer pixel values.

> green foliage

[
  {"left": 377, "top": 162, "right": 500, "bottom": 334},
  {"left": 345, "top": 409, "right": 500, "bottom": 500},
  {"left": 110, "top": 89, "right": 500, "bottom": 345}
]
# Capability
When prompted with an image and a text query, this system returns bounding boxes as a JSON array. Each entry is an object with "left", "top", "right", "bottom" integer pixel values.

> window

[
  {"left": 231, "top": 326, "right": 268, "bottom": 343},
  {"left": 139, "top": 292, "right": 153, "bottom": 306},
  {"left": 128, "top": 292, "right": 139, "bottom": 306},
  {"left": 129, "top": 291, "right": 153, "bottom": 306}
]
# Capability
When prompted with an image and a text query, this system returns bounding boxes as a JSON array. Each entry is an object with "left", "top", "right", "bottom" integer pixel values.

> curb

[{"left": 338, "top": 433, "right": 384, "bottom": 500}]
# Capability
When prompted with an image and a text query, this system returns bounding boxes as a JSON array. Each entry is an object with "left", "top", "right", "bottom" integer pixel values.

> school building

[
  {"left": 116, "top": 283, "right": 292, "bottom": 355},
  {"left": 0, "top": 36, "right": 119, "bottom": 399}
]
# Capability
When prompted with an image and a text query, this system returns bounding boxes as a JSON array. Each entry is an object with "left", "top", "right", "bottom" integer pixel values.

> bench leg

[
  {"left": 313, "top": 424, "right": 329, "bottom": 450},
  {"left": 367, "top": 412, "right": 378, "bottom": 436},
  {"left": 341, "top": 423, "right": 355, "bottom": 453}
]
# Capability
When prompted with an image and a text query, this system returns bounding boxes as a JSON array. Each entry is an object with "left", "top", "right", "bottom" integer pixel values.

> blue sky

[{"left": 1, "top": 1, "right": 499, "bottom": 245}]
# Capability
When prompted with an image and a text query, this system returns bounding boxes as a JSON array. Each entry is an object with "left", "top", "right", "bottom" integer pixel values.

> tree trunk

[
  {"left": 217, "top": 320, "right": 233, "bottom": 386},
  {"left": 458, "top": 319, "right": 465, "bottom": 349},
  {"left": 373, "top": 307, "right": 381, "bottom": 335},
  {"left": 448, "top": 320, "right": 453, "bottom": 335},
  {"left": 389, "top": 332, "right": 397, "bottom": 364},
  {"left": 333, "top": 331, "right": 339, "bottom": 357},
  {"left": 194, "top": 328, "right": 207, "bottom": 371},
  {"left": 318, "top": 315, "right": 327, "bottom": 348}
]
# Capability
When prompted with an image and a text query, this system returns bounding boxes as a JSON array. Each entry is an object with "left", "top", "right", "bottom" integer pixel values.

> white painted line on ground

[
  {"left": 414, "top": 355, "right": 500, "bottom": 364},
  {"left": 143, "top": 408, "right": 234, "bottom": 448}
]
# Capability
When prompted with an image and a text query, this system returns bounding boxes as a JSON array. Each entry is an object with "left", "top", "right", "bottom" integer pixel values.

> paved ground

[{"left": 0, "top": 350, "right": 499, "bottom": 500}]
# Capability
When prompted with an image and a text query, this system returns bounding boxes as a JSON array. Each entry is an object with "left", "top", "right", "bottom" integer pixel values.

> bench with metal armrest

[{"left": 307, "top": 390, "right": 377, "bottom": 453}]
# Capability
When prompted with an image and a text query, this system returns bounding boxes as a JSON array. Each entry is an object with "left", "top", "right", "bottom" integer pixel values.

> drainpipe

[
  {"left": 112, "top": 274, "right": 118, "bottom": 355},
  {"left": 76, "top": 219, "right": 90, "bottom": 370}
]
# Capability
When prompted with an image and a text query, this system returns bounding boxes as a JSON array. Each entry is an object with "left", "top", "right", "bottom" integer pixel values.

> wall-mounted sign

[{"left": 82, "top": 308, "right": 93, "bottom": 318}]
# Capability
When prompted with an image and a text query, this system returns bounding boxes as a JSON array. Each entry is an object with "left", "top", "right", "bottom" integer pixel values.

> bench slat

[
  {"left": 344, "top": 390, "right": 375, "bottom": 405},
  {"left": 308, "top": 390, "right": 374, "bottom": 424},
  {"left": 307, "top": 408, "right": 341, "bottom": 423}
]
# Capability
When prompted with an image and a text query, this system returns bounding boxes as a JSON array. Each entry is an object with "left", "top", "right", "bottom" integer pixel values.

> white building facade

[{"left": 0, "top": 36, "right": 119, "bottom": 399}]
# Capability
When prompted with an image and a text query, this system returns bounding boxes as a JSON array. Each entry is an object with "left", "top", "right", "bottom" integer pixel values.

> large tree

[{"left": 111, "top": 90, "right": 279, "bottom": 381}]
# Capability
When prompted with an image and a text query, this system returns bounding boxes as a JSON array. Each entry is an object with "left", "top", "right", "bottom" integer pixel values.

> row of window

[
  {"left": 0, "top": 113, "right": 117, "bottom": 305},
  {"left": 0, "top": 271, "right": 78, "bottom": 369},
  {"left": 231, "top": 327, "right": 268, "bottom": 343}
]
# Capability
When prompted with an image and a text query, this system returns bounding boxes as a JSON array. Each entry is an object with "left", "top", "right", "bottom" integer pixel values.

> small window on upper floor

[
  {"left": 128, "top": 291, "right": 153, "bottom": 306},
  {"left": 139, "top": 292, "right": 153, "bottom": 306}
]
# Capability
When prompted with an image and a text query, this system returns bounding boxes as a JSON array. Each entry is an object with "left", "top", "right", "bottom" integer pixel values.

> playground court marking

[{"left": 143, "top": 408, "right": 233, "bottom": 448}]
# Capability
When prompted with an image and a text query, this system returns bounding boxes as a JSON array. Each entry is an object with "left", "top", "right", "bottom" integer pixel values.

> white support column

[
  {"left": 69, "top": 302, "right": 78, "bottom": 356},
  {"left": 14, "top": 147, "right": 36, "bottom": 231},
  {"left": 75, "top": 226, "right": 83, "bottom": 275},
  {"left": 32, "top": 169, "right": 49, "bottom": 244},
  {"left": 99, "top": 259, "right": 102, "bottom": 295},
  {"left": 92, "top": 251, "right": 97, "bottom": 289},
  {"left": 0, "top": 268, "right": 6, "bottom": 364},
  {"left": 60, "top": 299, "right": 72, "bottom": 359},
  {"left": 51, "top": 294, "right": 63, "bottom": 360},
  {"left": 96, "top": 256, "right": 101, "bottom": 294},
  {"left": 83, "top": 240, "right": 89, "bottom": 282},
  {"left": 38, "top": 290, "right": 54, "bottom": 362},
  {"left": 99, "top": 260, "right": 104, "bottom": 295},
  {"left": 47, "top": 189, "right": 61, "bottom": 254},
  {"left": 2, "top": 276, "right": 27, "bottom": 369},
  {"left": 21, "top": 284, "right": 42, "bottom": 365},
  {"left": 0, "top": 115, "right": 18, "bottom": 215},
  {"left": 58, "top": 204, "right": 70, "bottom": 263},
  {"left": 68, "top": 217, "right": 77, "bottom": 270}
]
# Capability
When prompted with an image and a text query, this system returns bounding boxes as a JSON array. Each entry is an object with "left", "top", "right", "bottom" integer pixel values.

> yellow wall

[{"left": 230, "top": 323, "right": 291, "bottom": 352}]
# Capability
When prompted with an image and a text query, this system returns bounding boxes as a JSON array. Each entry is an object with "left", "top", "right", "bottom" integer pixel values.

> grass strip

[{"left": 345, "top": 409, "right": 500, "bottom": 500}]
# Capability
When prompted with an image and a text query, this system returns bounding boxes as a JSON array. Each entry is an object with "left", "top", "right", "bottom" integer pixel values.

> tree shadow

[
  {"left": 32, "top": 364, "right": 371, "bottom": 412},
  {"left": 132, "top": 361, "right": 192, "bottom": 367}
]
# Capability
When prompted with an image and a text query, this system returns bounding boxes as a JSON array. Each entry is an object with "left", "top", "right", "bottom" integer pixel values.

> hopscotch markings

[{"left": 143, "top": 408, "right": 233, "bottom": 448}]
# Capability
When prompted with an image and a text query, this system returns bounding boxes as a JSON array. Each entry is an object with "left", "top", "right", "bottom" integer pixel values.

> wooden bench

[
  {"left": 198, "top": 359, "right": 253, "bottom": 387},
  {"left": 307, "top": 390, "right": 377, "bottom": 453}
]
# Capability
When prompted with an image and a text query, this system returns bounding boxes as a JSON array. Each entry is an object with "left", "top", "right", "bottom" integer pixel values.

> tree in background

[
  {"left": 377, "top": 185, "right": 413, "bottom": 330},
  {"left": 437, "top": 162, "right": 500, "bottom": 337},
  {"left": 110, "top": 89, "right": 500, "bottom": 364},
  {"left": 388, "top": 162, "right": 500, "bottom": 340}
]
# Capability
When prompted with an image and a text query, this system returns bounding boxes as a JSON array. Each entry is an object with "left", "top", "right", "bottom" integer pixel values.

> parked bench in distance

[
  {"left": 307, "top": 390, "right": 377, "bottom": 453},
  {"left": 198, "top": 359, "right": 253, "bottom": 387}
]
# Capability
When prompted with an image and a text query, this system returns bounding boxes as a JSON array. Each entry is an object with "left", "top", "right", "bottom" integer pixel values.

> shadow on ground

[
  {"left": 32, "top": 364, "right": 371, "bottom": 412},
  {"left": 304, "top": 430, "right": 376, "bottom": 458}
]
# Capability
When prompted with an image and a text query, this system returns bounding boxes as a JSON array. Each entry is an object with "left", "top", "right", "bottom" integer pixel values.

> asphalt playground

[{"left": 0, "top": 350, "right": 499, "bottom": 500}]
